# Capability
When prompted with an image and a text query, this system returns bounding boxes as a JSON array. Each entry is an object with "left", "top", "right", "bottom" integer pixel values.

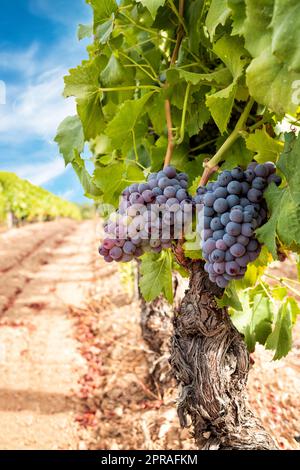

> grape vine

[{"left": 56, "top": 0, "right": 300, "bottom": 360}]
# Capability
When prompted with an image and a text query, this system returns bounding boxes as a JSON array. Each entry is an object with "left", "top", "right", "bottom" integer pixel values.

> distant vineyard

[{"left": 0, "top": 172, "right": 81, "bottom": 225}]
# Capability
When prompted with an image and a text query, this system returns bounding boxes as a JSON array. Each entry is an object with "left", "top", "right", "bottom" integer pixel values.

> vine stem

[
  {"left": 164, "top": 0, "right": 185, "bottom": 168},
  {"left": 199, "top": 98, "right": 254, "bottom": 186},
  {"left": 164, "top": 99, "right": 175, "bottom": 168}
]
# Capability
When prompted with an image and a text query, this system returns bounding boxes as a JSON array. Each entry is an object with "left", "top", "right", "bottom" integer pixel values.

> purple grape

[
  {"left": 158, "top": 177, "right": 170, "bottom": 189},
  {"left": 247, "top": 239, "right": 259, "bottom": 252},
  {"left": 123, "top": 241, "right": 136, "bottom": 254},
  {"left": 156, "top": 195, "right": 167, "bottom": 204},
  {"left": 217, "top": 171, "right": 232, "bottom": 186},
  {"left": 204, "top": 206, "right": 215, "bottom": 217},
  {"left": 209, "top": 273, "right": 217, "bottom": 283},
  {"left": 247, "top": 188, "right": 263, "bottom": 203},
  {"left": 213, "top": 229, "right": 225, "bottom": 241},
  {"left": 264, "top": 162, "right": 276, "bottom": 175},
  {"left": 227, "top": 194, "right": 240, "bottom": 208},
  {"left": 211, "top": 217, "right": 223, "bottom": 231},
  {"left": 237, "top": 234, "right": 249, "bottom": 246},
  {"left": 213, "top": 262, "right": 225, "bottom": 274},
  {"left": 225, "top": 250, "right": 234, "bottom": 261},
  {"left": 180, "top": 180, "right": 188, "bottom": 189},
  {"left": 236, "top": 253, "right": 250, "bottom": 267},
  {"left": 231, "top": 167, "right": 244, "bottom": 180},
  {"left": 254, "top": 164, "right": 268, "bottom": 177},
  {"left": 213, "top": 198, "right": 228, "bottom": 213},
  {"left": 227, "top": 181, "right": 242, "bottom": 194},
  {"left": 230, "top": 243, "right": 246, "bottom": 257},
  {"left": 178, "top": 172, "right": 188, "bottom": 181},
  {"left": 243, "top": 211, "right": 253, "bottom": 223},
  {"left": 176, "top": 189, "right": 188, "bottom": 201},
  {"left": 225, "top": 261, "right": 240, "bottom": 275},
  {"left": 252, "top": 177, "right": 267, "bottom": 190},
  {"left": 223, "top": 233, "right": 236, "bottom": 247},
  {"left": 129, "top": 183, "right": 139, "bottom": 194},
  {"left": 204, "top": 216, "right": 212, "bottom": 228},
  {"left": 226, "top": 221, "right": 241, "bottom": 236},
  {"left": 202, "top": 239, "right": 216, "bottom": 254},
  {"left": 211, "top": 249, "right": 225, "bottom": 262},
  {"left": 104, "top": 255, "right": 114, "bottom": 263},
  {"left": 244, "top": 169, "right": 255, "bottom": 182},
  {"left": 202, "top": 229, "right": 213, "bottom": 241},
  {"left": 109, "top": 246, "right": 123, "bottom": 260},
  {"left": 138, "top": 183, "right": 150, "bottom": 193},
  {"left": 220, "top": 212, "right": 230, "bottom": 226},
  {"left": 204, "top": 192, "right": 217, "bottom": 207},
  {"left": 241, "top": 223, "right": 253, "bottom": 237},
  {"left": 130, "top": 192, "right": 144, "bottom": 204},
  {"left": 164, "top": 165, "right": 177, "bottom": 178},
  {"left": 216, "top": 276, "right": 229, "bottom": 288},
  {"left": 267, "top": 174, "right": 282, "bottom": 186},
  {"left": 241, "top": 182, "right": 250, "bottom": 194},
  {"left": 152, "top": 187, "right": 162, "bottom": 196},
  {"left": 214, "top": 186, "right": 228, "bottom": 198},
  {"left": 216, "top": 239, "right": 227, "bottom": 251},
  {"left": 163, "top": 186, "right": 177, "bottom": 198},
  {"left": 230, "top": 209, "right": 243, "bottom": 223},
  {"left": 240, "top": 197, "right": 250, "bottom": 207}
]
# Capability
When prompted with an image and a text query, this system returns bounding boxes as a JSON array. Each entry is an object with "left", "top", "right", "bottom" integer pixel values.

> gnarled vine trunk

[{"left": 170, "top": 261, "right": 277, "bottom": 450}]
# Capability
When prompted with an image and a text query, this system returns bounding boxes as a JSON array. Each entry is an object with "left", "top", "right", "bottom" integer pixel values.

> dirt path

[{"left": 0, "top": 219, "right": 99, "bottom": 450}]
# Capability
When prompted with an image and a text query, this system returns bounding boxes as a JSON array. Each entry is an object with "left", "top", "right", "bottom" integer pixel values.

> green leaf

[
  {"left": 95, "top": 15, "right": 114, "bottom": 44},
  {"left": 87, "top": 0, "right": 118, "bottom": 30},
  {"left": 106, "top": 92, "right": 155, "bottom": 148},
  {"left": 139, "top": 251, "right": 173, "bottom": 303},
  {"left": 72, "top": 151, "right": 102, "bottom": 198},
  {"left": 100, "top": 54, "right": 126, "bottom": 86},
  {"left": 266, "top": 298, "right": 293, "bottom": 360},
  {"left": 213, "top": 35, "right": 248, "bottom": 80},
  {"left": 54, "top": 116, "right": 84, "bottom": 165},
  {"left": 271, "top": 0, "right": 300, "bottom": 73},
  {"left": 168, "top": 68, "right": 232, "bottom": 86},
  {"left": 64, "top": 57, "right": 103, "bottom": 100},
  {"left": 77, "top": 23, "right": 93, "bottom": 40},
  {"left": 227, "top": 0, "right": 246, "bottom": 35},
  {"left": 246, "top": 48, "right": 300, "bottom": 116},
  {"left": 206, "top": 82, "right": 237, "bottom": 134},
  {"left": 136, "top": 0, "right": 166, "bottom": 19},
  {"left": 230, "top": 291, "right": 274, "bottom": 352},
  {"left": 216, "top": 283, "right": 243, "bottom": 310},
  {"left": 245, "top": 127, "right": 284, "bottom": 163},
  {"left": 256, "top": 133, "right": 300, "bottom": 256},
  {"left": 206, "top": 0, "right": 231, "bottom": 39}
]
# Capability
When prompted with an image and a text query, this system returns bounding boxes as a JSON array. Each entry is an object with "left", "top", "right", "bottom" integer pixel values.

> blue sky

[{"left": 0, "top": 0, "right": 92, "bottom": 203}]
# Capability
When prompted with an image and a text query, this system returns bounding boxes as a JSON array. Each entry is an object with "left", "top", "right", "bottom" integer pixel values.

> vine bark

[{"left": 170, "top": 260, "right": 277, "bottom": 450}]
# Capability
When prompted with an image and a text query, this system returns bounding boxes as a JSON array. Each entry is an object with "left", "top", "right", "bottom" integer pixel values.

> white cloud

[
  {"left": 0, "top": 43, "right": 40, "bottom": 78},
  {"left": 0, "top": 67, "right": 75, "bottom": 143},
  {"left": 13, "top": 159, "right": 66, "bottom": 186}
]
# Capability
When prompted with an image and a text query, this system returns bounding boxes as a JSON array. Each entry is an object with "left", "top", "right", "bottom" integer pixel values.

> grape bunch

[
  {"left": 195, "top": 162, "right": 282, "bottom": 288},
  {"left": 99, "top": 166, "right": 192, "bottom": 263}
]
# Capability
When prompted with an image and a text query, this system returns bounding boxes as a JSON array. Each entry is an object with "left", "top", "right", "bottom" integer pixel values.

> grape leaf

[
  {"left": 230, "top": 292, "right": 274, "bottom": 352},
  {"left": 64, "top": 57, "right": 104, "bottom": 100},
  {"left": 106, "top": 92, "right": 155, "bottom": 148},
  {"left": 227, "top": 0, "right": 246, "bottom": 35},
  {"left": 136, "top": 0, "right": 166, "bottom": 19},
  {"left": 100, "top": 54, "right": 126, "bottom": 86},
  {"left": 206, "top": 0, "right": 231, "bottom": 39},
  {"left": 271, "top": 0, "right": 300, "bottom": 73},
  {"left": 245, "top": 127, "right": 284, "bottom": 163},
  {"left": 167, "top": 68, "right": 232, "bottom": 86},
  {"left": 95, "top": 16, "right": 114, "bottom": 44},
  {"left": 72, "top": 151, "right": 102, "bottom": 198},
  {"left": 256, "top": 133, "right": 300, "bottom": 257},
  {"left": 87, "top": 0, "right": 118, "bottom": 30},
  {"left": 265, "top": 298, "right": 293, "bottom": 359},
  {"left": 206, "top": 83, "right": 237, "bottom": 134},
  {"left": 139, "top": 251, "right": 173, "bottom": 303},
  {"left": 54, "top": 116, "right": 84, "bottom": 165},
  {"left": 77, "top": 24, "right": 93, "bottom": 40}
]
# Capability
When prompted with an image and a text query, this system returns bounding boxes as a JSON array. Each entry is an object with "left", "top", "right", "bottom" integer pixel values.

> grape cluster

[
  {"left": 195, "top": 162, "right": 282, "bottom": 288},
  {"left": 99, "top": 166, "right": 192, "bottom": 263}
]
